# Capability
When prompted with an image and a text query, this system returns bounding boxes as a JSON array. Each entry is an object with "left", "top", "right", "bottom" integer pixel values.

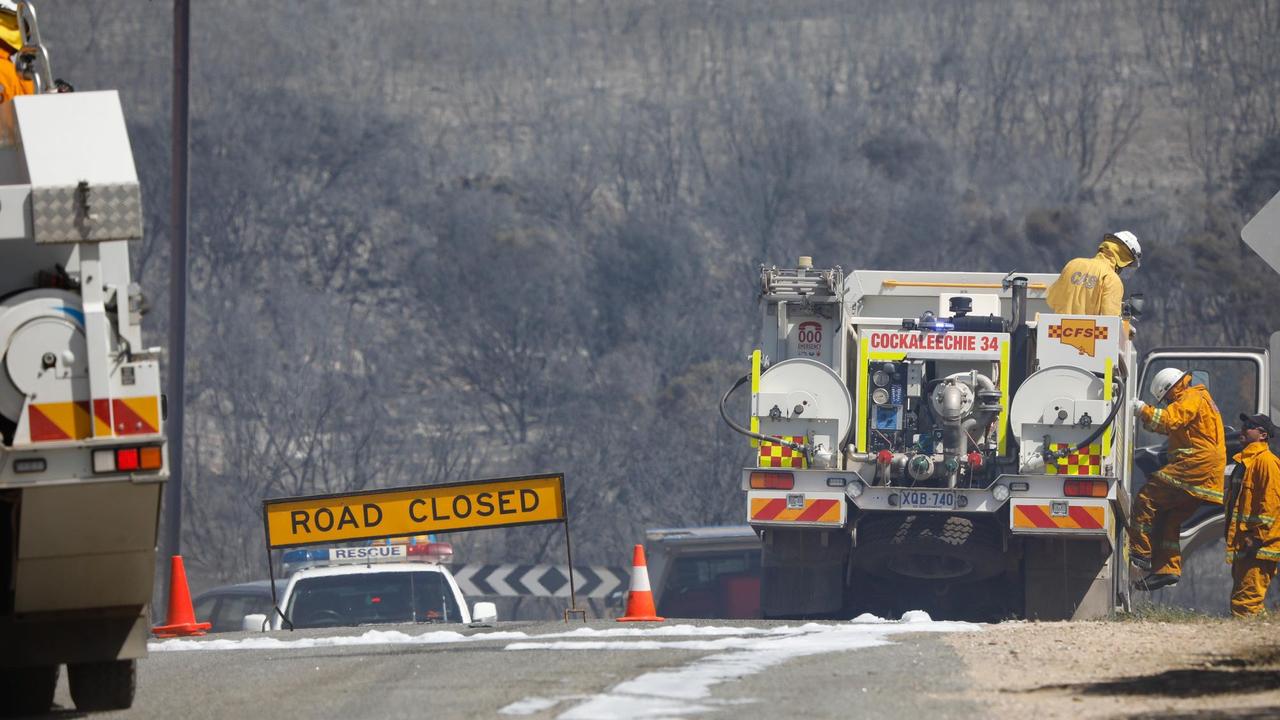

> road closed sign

[{"left": 263, "top": 473, "right": 566, "bottom": 548}]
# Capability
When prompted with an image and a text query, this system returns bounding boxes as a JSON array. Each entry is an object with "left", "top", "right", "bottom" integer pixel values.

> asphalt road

[{"left": 42, "top": 619, "right": 981, "bottom": 719}]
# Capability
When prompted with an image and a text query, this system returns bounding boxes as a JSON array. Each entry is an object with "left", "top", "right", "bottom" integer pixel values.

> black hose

[
  {"left": 1044, "top": 378, "right": 1126, "bottom": 463},
  {"left": 719, "top": 373, "right": 807, "bottom": 452}
]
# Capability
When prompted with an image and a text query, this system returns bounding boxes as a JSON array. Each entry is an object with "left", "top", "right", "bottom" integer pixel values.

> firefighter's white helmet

[
  {"left": 1149, "top": 367, "right": 1186, "bottom": 402},
  {"left": 1103, "top": 230, "right": 1142, "bottom": 268}
]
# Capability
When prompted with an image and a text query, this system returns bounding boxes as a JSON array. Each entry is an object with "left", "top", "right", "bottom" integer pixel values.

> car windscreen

[{"left": 286, "top": 571, "right": 460, "bottom": 629}]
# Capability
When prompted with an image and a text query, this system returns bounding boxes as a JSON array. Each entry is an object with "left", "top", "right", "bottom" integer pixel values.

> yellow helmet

[{"left": 0, "top": 2, "right": 20, "bottom": 54}]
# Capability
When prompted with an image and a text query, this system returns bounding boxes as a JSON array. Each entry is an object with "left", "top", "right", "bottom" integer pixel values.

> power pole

[{"left": 163, "top": 0, "right": 190, "bottom": 592}]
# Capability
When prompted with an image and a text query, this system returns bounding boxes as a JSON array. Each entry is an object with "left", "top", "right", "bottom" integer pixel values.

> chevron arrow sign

[{"left": 453, "top": 564, "right": 627, "bottom": 598}]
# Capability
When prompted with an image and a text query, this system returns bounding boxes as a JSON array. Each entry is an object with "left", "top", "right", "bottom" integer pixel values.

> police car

[{"left": 242, "top": 538, "right": 496, "bottom": 631}]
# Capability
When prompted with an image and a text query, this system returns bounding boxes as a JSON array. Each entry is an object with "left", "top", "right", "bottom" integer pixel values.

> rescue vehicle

[{"left": 241, "top": 537, "right": 497, "bottom": 632}]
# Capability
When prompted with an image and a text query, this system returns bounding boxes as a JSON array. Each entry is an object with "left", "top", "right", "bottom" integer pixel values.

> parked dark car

[
  {"left": 645, "top": 526, "right": 762, "bottom": 619},
  {"left": 193, "top": 580, "right": 287, "bottom": 633}
]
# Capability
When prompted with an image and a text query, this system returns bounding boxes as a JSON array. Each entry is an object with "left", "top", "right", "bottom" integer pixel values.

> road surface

[{"left": 40, "top": 616, "right": 1280, "bottom": 719}]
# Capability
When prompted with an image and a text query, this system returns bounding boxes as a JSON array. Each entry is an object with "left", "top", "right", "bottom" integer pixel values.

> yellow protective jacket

[
  {"left": 1138, "top": 376, "right": 1226, "bottom": 503},
  {"left": 1046, "top": 244, "right": 1127, "bottom": 316},
  {"left": 1226, "top": 441, "right": 1280, "bottom": 562},
  {"left": 0, "top": 52, "right": 32, "bottom": 104}
]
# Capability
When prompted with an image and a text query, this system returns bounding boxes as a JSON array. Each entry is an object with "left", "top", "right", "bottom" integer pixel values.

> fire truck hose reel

[
  {"left": 720, "top": 373, "right": 805, "bottom": 453},
  {"left": 1042, "top": 378, "right": 1124, "bottom": 464}
]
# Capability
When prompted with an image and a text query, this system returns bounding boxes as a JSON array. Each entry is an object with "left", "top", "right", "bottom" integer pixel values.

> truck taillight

[
  {"left": 92, "top": 445, "right": 163, "bottom": 474},
  {"left": 1063, "top": 479, "right": 1107, "bottom": 498},
  {"left": 750, "top": 472, "right": 794, "bottom": 490}
]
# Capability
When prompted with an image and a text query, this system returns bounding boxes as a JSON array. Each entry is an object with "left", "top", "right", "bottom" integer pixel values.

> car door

[{"left": 1135, "top": 345, "right": 1271, "bottom": 553}]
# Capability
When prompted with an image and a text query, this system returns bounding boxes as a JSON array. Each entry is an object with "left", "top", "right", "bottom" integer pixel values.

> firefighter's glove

[
  {"left": 1131, "top": 399, "right": 1147, "bottom": 414},
  {"left": 1240, "top": 536, "right": 1261, "bottom": 559}
]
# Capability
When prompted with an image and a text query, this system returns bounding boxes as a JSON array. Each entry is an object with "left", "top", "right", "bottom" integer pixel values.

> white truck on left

[{"left": 0, "top": 8, "right": 166, "bottom": 714}]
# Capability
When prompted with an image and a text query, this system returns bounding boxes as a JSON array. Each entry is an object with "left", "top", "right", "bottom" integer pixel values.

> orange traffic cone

[
  {"left": 152, "top": 555, "right": 212, "bottom": 638},
  {"left": 616, "top": 544, "right": 664, "bottom": 622}
]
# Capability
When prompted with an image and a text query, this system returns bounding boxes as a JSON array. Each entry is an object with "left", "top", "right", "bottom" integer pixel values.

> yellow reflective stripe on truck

[
  {"left": 750, "top": 349, "right": 761, "bottom": 448},
  {"left": 998, "top": 339, "right": 1010, "bottom": 454},
  {"left": 1103, "top": 357, "right": 1113, "bottom": 456}
]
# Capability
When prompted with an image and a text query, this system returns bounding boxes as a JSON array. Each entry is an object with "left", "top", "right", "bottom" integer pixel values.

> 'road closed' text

[{"left": 264, "top": 474, "right": 565, "bottom": 548}]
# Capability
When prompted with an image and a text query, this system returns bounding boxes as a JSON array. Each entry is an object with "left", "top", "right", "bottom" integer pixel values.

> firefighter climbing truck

[
  {"left": 0, "top": 7, "right": 166, "bottom": 713},
  {"left": 723, "top": 257, "right": 1270, "bottom": 620}
]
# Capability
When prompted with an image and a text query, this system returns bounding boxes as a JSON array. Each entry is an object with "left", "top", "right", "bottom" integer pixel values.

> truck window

[
  {"left": 286, "top": 571, "right": 460, "bottom": 628},
  {"left": 1138, "top": 357, "right": 1260, "bottom": 449}
]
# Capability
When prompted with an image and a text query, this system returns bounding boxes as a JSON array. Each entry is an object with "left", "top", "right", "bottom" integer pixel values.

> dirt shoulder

[{"left": 942, "top": 618, "right": 1280, "bottom": 719}]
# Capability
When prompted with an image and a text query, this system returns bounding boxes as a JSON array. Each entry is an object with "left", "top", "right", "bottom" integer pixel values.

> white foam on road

[
  {"left": 148, "top": 623, "right": 784, "bottom": 652},
  {"left": 502, "top": 612, "right": 979, "bottom": 719},
  {"left": 540, "top": 624, "right": 792, "bottom": 638},
  {"left": 499, "top": 695, "right": 591, "bottom": 716},
  {"left": 148, "top": 628, "right": 534, "bottom": 652}
]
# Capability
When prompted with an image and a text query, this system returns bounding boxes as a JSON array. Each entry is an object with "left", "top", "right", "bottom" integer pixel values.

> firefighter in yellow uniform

[
  {"left": 1128, "top": 367, "right": 1226, "bottom": 591},
  {"left": 1046, "top": 231, "right": 1142, "bottom": 317},
  {"left": 0, "top": 2, "right": 33, "bottom": 103},
  {"left": 1225, "top": 413, "right": 1280, "bottom": 616}
]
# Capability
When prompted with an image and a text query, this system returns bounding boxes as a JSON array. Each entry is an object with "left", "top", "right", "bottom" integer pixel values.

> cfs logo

[{"left": 1048, "top": 318, "right": 1110, "bottom": 357}]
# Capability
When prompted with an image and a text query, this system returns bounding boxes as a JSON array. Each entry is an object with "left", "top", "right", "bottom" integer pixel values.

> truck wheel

[
  {"left": 68, "top": 659, "right": 135, "bottom": 712},
  {"left": 0, "top": 665, "right": 59, "bottom": 717},
  {"left": 852, "top": 514, "right": 1004, "bottom": 582}
]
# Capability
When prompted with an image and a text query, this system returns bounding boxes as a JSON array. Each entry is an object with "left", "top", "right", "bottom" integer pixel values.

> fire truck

[
  {"left": 0, "top": 4, "right": 166, "bottom": 713},
  {"left": 723, "top": 255, "right": 1277, "bottom": 621}
]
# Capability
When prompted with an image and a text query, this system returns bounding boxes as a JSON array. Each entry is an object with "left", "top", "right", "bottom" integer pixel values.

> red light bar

[
  {"left": 750, "top": 472, "right": 794, "bottom": 490},
  {"left": 1063, "top": 479, "right": 1107, "bottom": 498},
  {"left": 406, "top": 542, "right": 454, "bottom": 563}
]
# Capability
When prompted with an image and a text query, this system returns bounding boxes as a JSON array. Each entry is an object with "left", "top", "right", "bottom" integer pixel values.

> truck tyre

[
  {"left": 68, "top": 659, "right": 135, "bottom": 712},
  {"left": 852, "top": 514, "right": 1004, "bottom": 582},
  {"left": 0, "top": 665, "right": 58, "bottom": 717}
]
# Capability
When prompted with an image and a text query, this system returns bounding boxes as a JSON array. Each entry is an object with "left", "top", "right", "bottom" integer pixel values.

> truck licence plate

[
  {"left": 786, "top": 493, "right": 805, "bottom": 509},
  {"left": 899, "top": 490, "right": 956, "bottom": 509}
]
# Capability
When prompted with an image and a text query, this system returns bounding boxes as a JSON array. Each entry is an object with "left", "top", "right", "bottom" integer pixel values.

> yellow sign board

[{"left": 263, "top": 474, "right": 566, "bottom": 549}]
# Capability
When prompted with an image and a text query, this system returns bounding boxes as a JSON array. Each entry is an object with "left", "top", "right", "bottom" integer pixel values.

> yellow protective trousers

[
  {"left": 1130, "top": 479, "right": 1206, "bottom": 576},
  {"left": 1230, "top": 557, "right": 1277, "bottom": 616}
]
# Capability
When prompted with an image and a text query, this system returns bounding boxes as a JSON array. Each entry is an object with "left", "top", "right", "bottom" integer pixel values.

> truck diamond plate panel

[{"left": 32, "top": 182, "right": 142, "bottom": 243}]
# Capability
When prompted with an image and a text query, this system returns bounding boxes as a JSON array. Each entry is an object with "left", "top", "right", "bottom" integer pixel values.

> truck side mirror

[
  {"left": 469, "top": 602, "right": 497, "bottom": 627},
  {"left": 241, "top": 613, "right": 269, "bottom": 633}
]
